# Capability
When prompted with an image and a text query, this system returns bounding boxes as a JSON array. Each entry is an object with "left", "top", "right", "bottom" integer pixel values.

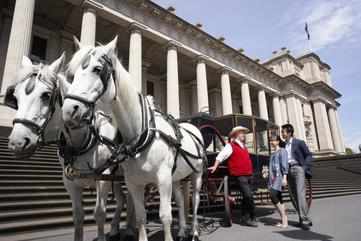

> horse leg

[
  {"left": 127, "top": 182, "right": 147, "bottom": 241},
  {"left": 125, "top": 193, "right": 137, "bottom": 238},
  {"left": 94, "top": 181, "right": 111, "bottom": 241},
  {"left": 109, "top": 181, "right": 125, "bottom": 237},
  {"left": 182, "top": 180, "right": 190, "bottom": 222},
  {"left": 64, "top": 179, "right": 84, "bottom": 241},
  {"left": 158, "top": 171, "right": 174, "bottom": 241},
  {"left": 173, "top": 181, "right": 187, "bottom": 241},
  {"left": 191, "top": 172, "right": 203, "bottom": 241}
]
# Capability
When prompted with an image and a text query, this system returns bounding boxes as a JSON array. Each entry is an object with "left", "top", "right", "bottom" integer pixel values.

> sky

[{"left": 154, "top": 0, "right": 361, "bottom": 152}]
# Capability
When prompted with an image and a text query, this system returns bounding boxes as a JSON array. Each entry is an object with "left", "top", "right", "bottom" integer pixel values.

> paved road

[{"left": 4, "top": 194, "right": 361, "bottom": 241}]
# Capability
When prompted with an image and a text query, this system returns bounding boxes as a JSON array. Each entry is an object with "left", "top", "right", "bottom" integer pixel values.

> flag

[{"left": 305, "top": 22, "right": 310, "bottom": 40}]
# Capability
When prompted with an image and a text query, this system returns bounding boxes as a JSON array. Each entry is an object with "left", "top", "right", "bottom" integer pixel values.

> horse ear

[
  {"left": 49, "top": 52, "right": 66, "bottom": 74},
  {"left": 104, "top": 35, "right": 118, "bottom": 55},
  {"left": 21, "top": 56, "right": 33, "bottom": 68},
  {"left": 57, "top": 74, "right": 71, "bottom": 95},
  {"left": 73, "top": 36, "right": 82, "bottom": 50}
]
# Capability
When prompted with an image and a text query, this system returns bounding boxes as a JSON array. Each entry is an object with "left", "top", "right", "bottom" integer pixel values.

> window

[{"left": 31, "top": 35, "right": 47, "bottom": 62}]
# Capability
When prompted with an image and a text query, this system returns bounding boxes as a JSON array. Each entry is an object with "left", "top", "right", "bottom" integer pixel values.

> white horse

[
  {"left": 62, "top": 36, "right": 206, "bottom": 241},
  {"left": 6, "top": 54, "right": 126, "bottom": 241}
]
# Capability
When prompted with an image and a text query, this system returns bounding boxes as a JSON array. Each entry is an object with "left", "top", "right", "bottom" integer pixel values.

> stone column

[
  {"left": 1, "top": 0, "right": 35, "bottom": 94},
  {"left": 166, "top": 42, "right": 180, "bottom": 118},
  {"left": 80, "top": 8, "right": 96, "bottom": 46},
  {"left": 286, "top": 95, "right": 305, "bottom": 140},
  {"left": 258, "top": 89, "right": 269, "bottom": 120},
  {"left": 142, "top": 63, "right": 150, "bottom": 95},
  {"left": 313, "top": 101, "right": 334, "bottom": 151},
  {"left": 272, "top": 95, "right": 282, "bottom": 126},
  {"left": 196, "top": 56, "right": 209, "bottom": 113},
  {"left": 328, "top": 107, "right": 343, "bottom": 153},
  {"left": 303, "top": 102, "right": 318, "bottom": 151},
  {"left": 280, "top": 97, "right": 288, "bottom": 124},
  {"left": 241, "top": 81, "right": 252, "bottom": 115},
  {"left": 335, "top": 110, "right": 345, "bottom": 153},
  {"left": 296, "top": 98, "right": 306, "bottom": 141},
  {"left": 129, "top": 24, "right": 142, "bottom": 92},
  {"left": 220, "top": 69, "right": 233, "bottom": 115}
]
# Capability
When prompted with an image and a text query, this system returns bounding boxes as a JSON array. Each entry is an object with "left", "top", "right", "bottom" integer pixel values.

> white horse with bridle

[
  {"left": 5, "top": 54, "right": 126, "bottom": 241},
  {"left": 62, "top": 36, "right": 206, "bottom": 241}
]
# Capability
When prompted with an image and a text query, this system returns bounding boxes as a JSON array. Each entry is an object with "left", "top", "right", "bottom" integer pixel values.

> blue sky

[{"left": 154, "top": 0, "right": 361, "bottom": 152}]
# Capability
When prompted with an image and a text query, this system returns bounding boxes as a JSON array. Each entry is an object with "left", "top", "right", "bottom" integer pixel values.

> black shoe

[
  {"left": 242, "top": 219, "right": 258, "bottom": 227},
  {"left": 299, "top": 221, "right": 310, "bottom": 230}
]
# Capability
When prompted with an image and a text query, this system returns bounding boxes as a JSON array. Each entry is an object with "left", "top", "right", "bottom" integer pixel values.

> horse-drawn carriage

[
  {"left": 179, "top": 113, "right": 279, "bottom": 227},
  {"left": 3, "top": 37, "right": 312, "bottom": 241}
]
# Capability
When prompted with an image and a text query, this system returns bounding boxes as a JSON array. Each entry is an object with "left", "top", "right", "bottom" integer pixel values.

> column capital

[
  {"left": 166, "top": 40, "right": 181, "bottom": 51},
  {"left": 83, "top": 6, "right": 96, "bottom": 14},
  {"left": 196, "top": 55, "right": 208, "bottom": 64},
  {"left": 219, "top": 66, "right": 232, "bottom": 75},
  {"left": 129, "top": 22, "right": 145, "bottom": 34}
]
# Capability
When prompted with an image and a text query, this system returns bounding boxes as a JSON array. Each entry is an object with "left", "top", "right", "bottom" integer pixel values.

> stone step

[{"left": 0, "top": 163, "right": 62, "bottom": 170}]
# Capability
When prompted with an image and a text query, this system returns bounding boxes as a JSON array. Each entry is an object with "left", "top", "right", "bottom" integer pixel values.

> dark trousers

[
  {"left": 235, "top": 176, "right": 255, "bottom": 220},
  {"left": 288, "top": 166, "right": 310, "bottom": 222},
  {"left": 270, "top": 189, "right": 283, "bottom": 204}
]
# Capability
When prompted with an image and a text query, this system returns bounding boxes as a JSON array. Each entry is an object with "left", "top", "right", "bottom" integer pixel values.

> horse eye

[
  {"left": 41, "top": 92, "right": 51, "bottom": 102},
  {"left": 93, "top": 66, "right": 102, "bottom": 75}
]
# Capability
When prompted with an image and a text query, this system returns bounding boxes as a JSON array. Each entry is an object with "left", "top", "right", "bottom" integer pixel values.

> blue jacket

[
  {"left": 290, "top": 138, "right": 313, "bottom": 177},
  {"left": 268, "top": 148, "right": 288, "bottom": 191}
]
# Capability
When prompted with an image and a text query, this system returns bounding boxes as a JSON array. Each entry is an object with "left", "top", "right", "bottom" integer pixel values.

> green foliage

[{"left": 345, "top": 147, "right": 354, "bottom": 155}]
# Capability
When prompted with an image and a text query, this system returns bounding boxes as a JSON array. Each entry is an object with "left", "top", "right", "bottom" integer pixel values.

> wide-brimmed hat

[{"left": 229, "top": 126, "right": 250, "bottom": 137}]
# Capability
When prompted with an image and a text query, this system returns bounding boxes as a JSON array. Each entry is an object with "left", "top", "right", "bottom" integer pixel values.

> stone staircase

[{"left": 0, "top": 136, "right": 361, "bottom": 237}]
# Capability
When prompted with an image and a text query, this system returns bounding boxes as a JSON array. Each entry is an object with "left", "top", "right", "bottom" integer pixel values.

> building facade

[{"left": 0, "top": 0, "right": 345, "bottom": 156}]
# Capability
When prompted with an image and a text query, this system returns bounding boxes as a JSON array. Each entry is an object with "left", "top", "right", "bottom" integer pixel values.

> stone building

[{"left": 0, "top": 0, "right": 345, "bottom": 156}]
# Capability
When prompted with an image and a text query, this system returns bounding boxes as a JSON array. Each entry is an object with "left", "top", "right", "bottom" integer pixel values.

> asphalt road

[{"left": 4, "top": 194, "right": 361, "bottom": 241}]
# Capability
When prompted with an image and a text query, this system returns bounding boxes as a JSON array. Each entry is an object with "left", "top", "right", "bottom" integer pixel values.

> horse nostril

[
  {"left": 23, "top": 137, "right": 30, "bottom": 149},
  {"left": 71, "top": 105, "right": 79, "bottom": 117}
]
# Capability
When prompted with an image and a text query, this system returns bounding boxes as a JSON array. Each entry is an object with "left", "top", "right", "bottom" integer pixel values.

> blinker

[{"left": 4, "top": 85, "right": 18, "bottom": 110}]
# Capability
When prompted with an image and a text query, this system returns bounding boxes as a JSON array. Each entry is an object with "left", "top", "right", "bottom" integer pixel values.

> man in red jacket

[{"left": 208, "top": 126, "right": 257, "bottom": 227}]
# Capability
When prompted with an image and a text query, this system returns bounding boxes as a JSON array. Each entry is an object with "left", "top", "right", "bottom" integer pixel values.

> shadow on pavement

[
  {"left": 274, "top": 230, "right": 333, "bottom": 241},
  {"left": 259, "top": 217, "right": 300, "bottom": 228}
]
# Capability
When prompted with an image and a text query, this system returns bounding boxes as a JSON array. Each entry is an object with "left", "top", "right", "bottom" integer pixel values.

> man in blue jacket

[{"left": 281, "top": 124, "right": 313, "bottom": 230}]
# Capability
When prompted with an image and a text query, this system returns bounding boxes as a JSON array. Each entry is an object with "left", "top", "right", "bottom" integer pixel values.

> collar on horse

[{"left": 92, "top": 93, "right": 206, "bottom": 176}]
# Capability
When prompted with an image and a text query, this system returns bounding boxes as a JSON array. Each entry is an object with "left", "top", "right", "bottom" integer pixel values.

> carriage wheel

[{"left": 223, "top": 176, "right": 232, "bottom": 227}]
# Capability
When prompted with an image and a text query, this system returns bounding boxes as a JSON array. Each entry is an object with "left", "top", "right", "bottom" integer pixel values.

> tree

[{"left": 345, "top": 147, "right": 354, "bottom": 155}]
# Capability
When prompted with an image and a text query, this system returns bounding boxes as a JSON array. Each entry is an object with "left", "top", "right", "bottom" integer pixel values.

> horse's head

[
  {"left": 6, "top": 54, "right": 65, "bottom": 157},
  {"left": 62, "top": 36, "right": 118, "bottom": 128}
]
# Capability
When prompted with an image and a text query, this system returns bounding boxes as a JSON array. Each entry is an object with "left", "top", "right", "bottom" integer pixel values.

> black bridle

[
  {"left": 63, "top": 54, "right": 114, "bottom": 125},
  {"left": 4, "top": 73, "right": 61, "bottom": 146}
]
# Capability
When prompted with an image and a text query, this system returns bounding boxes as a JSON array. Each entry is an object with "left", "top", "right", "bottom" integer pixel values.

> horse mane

[
  {"left": 13, "top": 63, "right": 41, "bottom": 85},
  {"left": 66, "top": 46, "right": 93, "bottom": 78}
]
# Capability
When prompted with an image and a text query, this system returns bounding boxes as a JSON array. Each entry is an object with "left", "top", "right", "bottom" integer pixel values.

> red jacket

[{"left": 227, "top": 142, "right": 253, "bottom": 176}]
